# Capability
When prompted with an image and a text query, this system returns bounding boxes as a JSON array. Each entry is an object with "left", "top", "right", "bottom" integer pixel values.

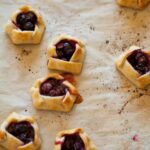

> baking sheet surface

[{"left": 0, "top": 0, "right": 150, "bottom": 149}]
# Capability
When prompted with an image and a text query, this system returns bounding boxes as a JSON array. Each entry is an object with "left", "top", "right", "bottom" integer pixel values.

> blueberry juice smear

[
  {"left": 16, "top": 11, "right": 37, "bottom": 31},
  {"left": 40, "top": 78, "right": 67, "bottom": 96},
  {"left": 55, "top": 40, "right": 77, "bottom": 61},
  {"left": 61, "top": 133, "right": 85, "bottom": 150},
  {"left": 6, "top": 121, "right": 34, "bottom": 144},
  {"left": 127, "top": 49, "right": 150, "bottom": 75}
]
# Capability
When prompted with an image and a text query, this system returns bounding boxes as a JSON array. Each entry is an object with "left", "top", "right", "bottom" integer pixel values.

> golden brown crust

[
  {"left": 115, "top": 46, "right": 150, "bottom": 88},
  {"left": 30, "top": 73, "right": 83, "bottom": 112},
  {"left": 61, "top": 73, "right": 76, "bottom": 86},
  {"left": 0, "top": 112, "right": 41, "bottom": 150},
  {"left": 117, "top": 0, "right": 150, "bottom": 9},
  {"left": 5, "top": 5, "right": 45, "bottom": 44},
  {"left": 54, "top": 128, "right": 97, "bottom": 150},
  {"left": 47, "top": 34, "right": 85, "bottom": 74}
]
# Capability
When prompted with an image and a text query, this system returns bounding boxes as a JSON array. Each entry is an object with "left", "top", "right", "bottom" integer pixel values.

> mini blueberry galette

[
  {"left": 5, "top": 5, "right": 45, "bottom": 44},
  {"left": 54, "top": 128, "right": 97, "bottom": 150},
  {"left": 117, "top": 0, "right": 150, "bottom": 9},
  {"left": 115, "top": 46, "right": 150, "bottom": 88},
  {"left": 47, "top": 35, "right": 85, "bottom": 74},
  {"left": 30, "top": 73, "right": 83, "bottom": 112},
  {"left": 0, "top": 112, "right": 41, "bottom": 150}
]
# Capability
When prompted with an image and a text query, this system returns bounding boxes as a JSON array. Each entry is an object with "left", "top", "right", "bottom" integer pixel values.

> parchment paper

[{"left": 0, "top": 0, "right": 150, "bottom": 149}]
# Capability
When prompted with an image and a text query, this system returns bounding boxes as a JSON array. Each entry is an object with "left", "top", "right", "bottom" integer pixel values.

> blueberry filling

[
  {"left": 55, "top": 40, "right": 77, "bottom": 61},
  {"left": 16, "top": 11, "right": 37, "bottom": 31},
  {"left": 6, "top": 121, "right": 34, "bottom": 144},
  {"left": 61, "top": 133, "right": 85, "bottom": 150},
  {"left": 40, "top": 78, "right": 67, "bottom": 96},
  {"left": 127, "top": 49, "right": 150, "bottom": 75}
]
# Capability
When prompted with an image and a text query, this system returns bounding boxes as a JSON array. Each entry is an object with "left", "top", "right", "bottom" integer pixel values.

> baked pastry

[
  {"left": 47, "top": 35, "right": 85, "bottom": 74},
  {"left": 30, "top": 73, "right": 83, "bottom": 112},
  {"left": 115, "top": 46, "right": 150, "bottom": 88},
  {"left": 5, "top": 5, "right": 45, "bottom": 44},
  {"left": 54, "top": 128, "right": 97, "bottom": 150},
  {"left": 117, "top": 0, "right": 150, "bottom": 9},
  {"left": 0, "top": 112, "right": 41, "bottom": 150}
]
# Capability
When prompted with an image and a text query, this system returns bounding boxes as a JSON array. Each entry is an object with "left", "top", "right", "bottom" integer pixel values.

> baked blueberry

[
  {"left": 40, "top": 78, "right": 67, "bottom": 96},
  {"left": 127, "top": 49, "right": 150, "bottom": 75},
  {"left": 61, "top": 133, "right": 85, "bottom": 150},
  {"left": 25, "top": 11, "right": 37, "bottom": 23},
  {"left": 16, "top": 11, "right": 37, "bottom": 31},
  {"left": 16, "top": 13, "right": 26, "bottom": 25},
  {"left": 22, "top": 22, "right": 35, "bottom": 31},
  {"left": 55, "top": 40, "right": 77, "bottom": 61},
  {"left": 6, "top": 121, "right": 34, "bottom": 144}
]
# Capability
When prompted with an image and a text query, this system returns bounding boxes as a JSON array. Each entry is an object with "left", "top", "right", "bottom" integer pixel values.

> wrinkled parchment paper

[{"left": 0, "top": 0, "right": 150, "bottom": 149}]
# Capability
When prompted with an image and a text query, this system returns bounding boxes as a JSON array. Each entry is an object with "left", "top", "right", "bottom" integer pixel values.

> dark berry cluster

[
  {"left": 16, "top": 11, "right": 37, "bottom": 31},
  {"left": 127, "top": 49, "right": 150, "bottom": 75},
  {"left": 61, "top": 133, "right": 85, "bottom": 150},
  {"left": 40, "top": 78, "right": 67, "bottom": 96},
  {"left": 6, "top": 121, "right": 34, "bottom": 144},
  {"left": 55, "top": 40, "right": 76, "bottom": 61}
]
